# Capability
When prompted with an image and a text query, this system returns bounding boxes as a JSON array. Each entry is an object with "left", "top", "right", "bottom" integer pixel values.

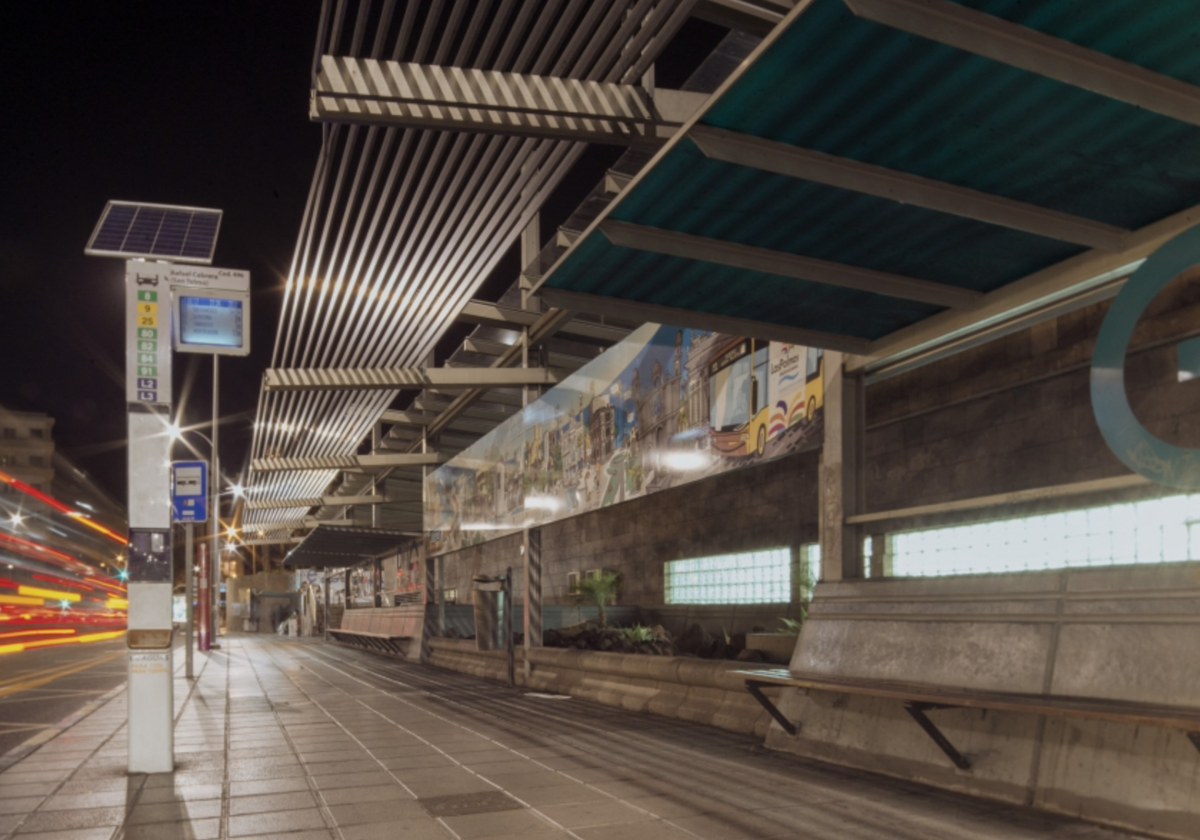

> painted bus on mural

[{"left": 701, "top": 335, "right": 824, "bottom": 459}]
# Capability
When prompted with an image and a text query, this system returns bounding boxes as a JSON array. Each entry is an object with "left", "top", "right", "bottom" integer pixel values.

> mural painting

[
  {"left": 389, "top": 541, "right": 426, "bottom": 605},
  {"left": 425, "top": 324, "right": 825, "bottom": 556},
  {"left": 348, "top": 565, "right": 375, "bottom": 607}
]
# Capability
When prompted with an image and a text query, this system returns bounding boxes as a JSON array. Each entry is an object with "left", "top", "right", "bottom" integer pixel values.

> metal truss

[
  {"left": 247, "top": 0, "right": 701, "bottom": 531},
  {"left": 250, "top": 453, "right": 442, "bottom": 473},
  {"left": 264, "top": 366, "right": 563, "bottom": 393},
  {"left": 244, "top": 494, "right": 390, "bottom": 511},
  {"left": 314, "top": 58, "right": 707, "bottom": 143}
]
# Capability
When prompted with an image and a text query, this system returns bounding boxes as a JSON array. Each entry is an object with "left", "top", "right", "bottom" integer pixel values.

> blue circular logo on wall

[{"left": 1091, "top": 226, "right": 1200, "bottom": 489}]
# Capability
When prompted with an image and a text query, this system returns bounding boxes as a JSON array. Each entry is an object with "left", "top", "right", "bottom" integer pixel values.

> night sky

[{"left": 0, "top": 2, "right": 725, "bottom": 507}]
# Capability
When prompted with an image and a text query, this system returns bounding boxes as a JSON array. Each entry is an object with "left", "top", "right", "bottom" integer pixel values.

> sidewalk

[{"left": 0, "top": 635, "right": 1140, "bottom": 840}]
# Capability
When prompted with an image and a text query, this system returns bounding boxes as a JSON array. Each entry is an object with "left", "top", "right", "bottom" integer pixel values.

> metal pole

[
  {"left": 185, "top": 522, "right": 194, "bottom": 679},
  {"left": 504, "top": 567, "right": 514, "bottom": 687},
  {"left": 211, "top": 355, "right": 221, "bottom": 644}
]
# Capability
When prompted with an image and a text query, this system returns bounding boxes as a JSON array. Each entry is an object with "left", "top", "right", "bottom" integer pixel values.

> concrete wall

[
  {"left": 766, "top": 564, "right": 1200, "bottom": 840},
  {"left": 435, "top": 449, "right": 818, "bottom": 632},
  {"left": 428, "top": 638, "right": 780, "bottom": 737},
  {"left": 865, "top": 272, "right": 1200, "bottom": 517}
]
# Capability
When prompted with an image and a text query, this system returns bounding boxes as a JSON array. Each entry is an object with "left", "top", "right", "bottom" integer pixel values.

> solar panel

[{"left": 85, "top": 201, "right": 223, "bottom": 264}]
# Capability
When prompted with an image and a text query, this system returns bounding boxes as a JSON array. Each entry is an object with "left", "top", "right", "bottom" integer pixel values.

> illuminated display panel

[{"left": 173, "top": 290, "right": 250, "bottom": 356}]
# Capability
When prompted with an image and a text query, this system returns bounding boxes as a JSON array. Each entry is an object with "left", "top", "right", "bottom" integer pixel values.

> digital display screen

[{"left": 179, "top": 295, "right": 244, "bottom": 348}]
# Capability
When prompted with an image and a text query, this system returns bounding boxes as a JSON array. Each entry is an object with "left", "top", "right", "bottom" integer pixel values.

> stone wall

[
  {"left": 864, "top": 270, "right": 1200, "bottom": 517},
  {"left": 436, "top": 449, "right": 820, "bottom": 622}
]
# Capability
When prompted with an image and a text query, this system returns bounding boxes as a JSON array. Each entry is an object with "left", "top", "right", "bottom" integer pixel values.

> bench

[
  {"left": 735, "top": 668, "right": 1200, "bottom": 770},
  {"left": 328, "top": 627, "right": 410, "bottom": 656},
  {"left": 328, "top": 606, "right": 424, "bottom": 656}
]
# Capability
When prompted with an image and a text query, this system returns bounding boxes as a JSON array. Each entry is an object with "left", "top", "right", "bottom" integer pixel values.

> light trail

[
  {"left": 0, "top": 469, "right": 125, "bottom": 545},
  {"left": 0, "top": 629, "right": 124, "bottom": 657}
]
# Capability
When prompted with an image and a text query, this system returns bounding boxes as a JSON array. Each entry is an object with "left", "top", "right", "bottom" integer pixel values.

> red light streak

[
  {"left": 0, "top": 470, "right": 126, "bottom": 545},
  {"left": 32, "top": 574, "right": 94, "bottom": 592},
  {"left": 0, "top": 532, "right": 77, "bottom": 564}
]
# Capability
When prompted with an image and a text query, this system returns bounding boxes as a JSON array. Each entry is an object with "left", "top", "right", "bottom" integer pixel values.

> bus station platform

[{"left": 0, "top": 635, "right": 1140, "bottom": 840}]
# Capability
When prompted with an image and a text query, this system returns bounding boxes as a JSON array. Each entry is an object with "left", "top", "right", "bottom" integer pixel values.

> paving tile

[
  {"left": 229, "top": 776, "right": 312, "bottom": 797},
  {"left": 572, "top": 820, "right": 702, "bottom": 840},
  {"left": 228, "top": 808, "right": 328, "bottom": 837},
  {"left": 11, "top": 828, "right": 118, "bottom": 840},
  {"left": 318, "top": 784, "right": 408, "bottom": 806},
  {"left": 380, "top": 754, "right": 456, "bottom": 771},
  {"left": 477, "top": 770, "right": 573, "bottom": 791},
  {"left": 0, "top": 797, "right": 47, "bottom": 815},
  {"left": 535, "top": 800, "right": 652, "bottom": 830},
  {"left": 135, "top": 784, "right": 223, "bottom": 804},
  {"left": 125, "top": 798, "right": 223, "bottom": 823},
  {"left": 505, "top": 784, "right": 612, "bottom": 808},
  {"left": 326, "top": 798, "right": 427, "bottom": 826},
  {"left": 338, "top": 819, "right": 453, "bottom": 840},
  {"left": 15, "top": 805, "right": 126, "bottom": 832},
  {"left": 227, "top": 762, "right": 306, "bottom": 782},
  {"left": 228, "top": 790, "right": 318, "bottom": 815},
  {"left": 310, "top": 771, "right": 395, "bottom": 790},
  {"left": 39, "top": 791, "right": 129, "bottom": 811},
  {"left": 441, "top": 808, "right": 561, "bottom": 838},
  {"left": 121, "top": 816, "right": 220, "bottom": 839}
]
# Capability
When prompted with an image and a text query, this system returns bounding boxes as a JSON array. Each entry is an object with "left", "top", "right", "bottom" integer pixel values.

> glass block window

[
  {"left": 891, "top": 493, "right": 1200, "bottom": 577},
  {"left": 664, "top": 548, "right": 790, "bottom": 604}
]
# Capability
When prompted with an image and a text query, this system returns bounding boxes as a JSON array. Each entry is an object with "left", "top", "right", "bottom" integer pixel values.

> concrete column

[{"left": 819, "top": 352, "right": 865, "bottom": 581}]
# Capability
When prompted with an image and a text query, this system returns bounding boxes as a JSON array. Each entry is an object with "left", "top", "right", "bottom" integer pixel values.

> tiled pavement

[{"left": 0, "top": 636, "right": 1142, "bottom": 840}]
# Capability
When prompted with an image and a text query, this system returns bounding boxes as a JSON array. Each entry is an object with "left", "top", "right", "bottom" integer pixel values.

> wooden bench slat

[{"left": 733, "top": 669, "right": 1200, "bottom": 732}]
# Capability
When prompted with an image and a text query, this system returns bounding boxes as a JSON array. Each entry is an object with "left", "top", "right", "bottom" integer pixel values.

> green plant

[
  {"left": 779, "top": 611, "right": 807, "bottom": 636},
  {"left": 623, "top": 624, "right": 654, "bottom": 643},
  {"left": 575, "top": 571, "right": 620, "bottom": 628}
]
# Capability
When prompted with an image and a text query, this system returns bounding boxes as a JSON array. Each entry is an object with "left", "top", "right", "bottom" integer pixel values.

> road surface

[{"left": 0, "top": 634, "right": 129, "bottom": 756}]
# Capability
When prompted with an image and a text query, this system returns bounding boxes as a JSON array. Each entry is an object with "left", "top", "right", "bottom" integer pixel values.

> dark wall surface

[{"left": 435, "top": 269, "right": 1200, "bottom": 602}]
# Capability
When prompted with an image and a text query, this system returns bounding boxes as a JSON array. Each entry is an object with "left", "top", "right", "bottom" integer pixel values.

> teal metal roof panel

[
  {"left": 560, "top": 235, "right": 941, "bottom": 340},
  {"left": 542, "top": 0, "right": 1200, "bottom": 346},
  {"left": 700, "top": 0, "right": 1200, "bottom": 230},
  {"left": 608, "top": 140, "right": 1086, "bottom": 292}
]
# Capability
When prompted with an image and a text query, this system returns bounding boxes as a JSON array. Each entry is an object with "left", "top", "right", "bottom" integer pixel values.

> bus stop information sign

[{"left": 171, "top": 460, "right": 208, "bottom": 523}]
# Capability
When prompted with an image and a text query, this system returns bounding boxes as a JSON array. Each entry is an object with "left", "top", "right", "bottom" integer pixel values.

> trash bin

[{"left": 472, "top": 575, "right": 504, "bottom": 651}]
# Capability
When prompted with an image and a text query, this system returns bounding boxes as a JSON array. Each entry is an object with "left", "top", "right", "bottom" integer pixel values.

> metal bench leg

[
  {"left": 745, "top": 682, "right": 798, "bottom": 736},
  {"left": 903, "top": 702, "right": 971, "bottom": 771},
  {"left": 1187, "top": 732, "right": 1200, "bottom": 753}
]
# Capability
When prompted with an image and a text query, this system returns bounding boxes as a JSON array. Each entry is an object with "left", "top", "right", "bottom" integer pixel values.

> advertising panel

[{"left": 425, "top": 324, "right": 824, "bottom": 556}]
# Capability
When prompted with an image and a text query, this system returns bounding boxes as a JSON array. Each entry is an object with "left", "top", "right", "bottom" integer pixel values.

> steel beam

[
  {"left": 244, "top": 537, "right": 304, "bottom": 546},
  {"left": 692, "top": 0, "right": 792, "bottom": 37},
  {"left": 848, "top": 201, "right": 1200, "bottom": 373},
  {"left": 251, "top": 453, "right": 442, "bottom": 473},
  {"left": 264, "top": 367, "right": 563, "bottom": 393},
  {"left": 689, "top": 125, "right": 1127, "bottom": 251},
  {"left": 312, "top": 57, "right": 709, "bottom": 143},
  {"left": 457, "top": 300, "right": 630, "bottom": 345},
  {"left": 245, "top": 494, "right": 392, "bottom": 511},
  {"left": 538, "top": 287, "right": 869, "bottom": 354},
  {"left": 846, "top": 0, "right": 1200, "bottom": 128},
  {"left": 598, "top": 220, "right": 981, "bottom": 309}
]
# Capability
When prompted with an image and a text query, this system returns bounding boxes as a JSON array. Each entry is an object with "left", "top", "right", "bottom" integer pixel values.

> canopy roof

[
  {"left": 282, "top": 524, "right": 417, "bottom": 569},
  {"left": 534, "top": 0, "right": 1200, "bottom": 373}
]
